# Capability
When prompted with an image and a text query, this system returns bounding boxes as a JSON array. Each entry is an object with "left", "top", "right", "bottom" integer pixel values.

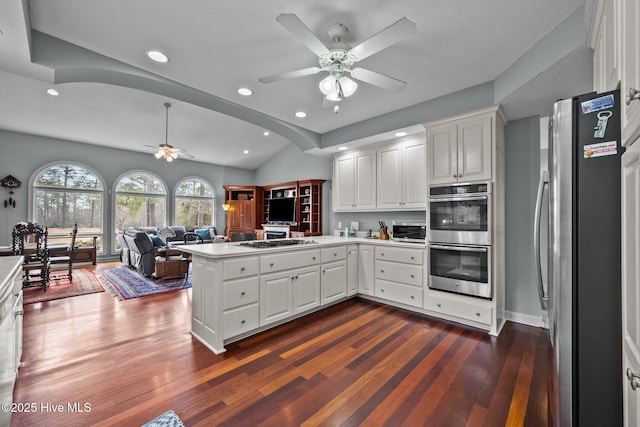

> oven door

[
  {"left": 428, "top": 194, "right": 492, "bottom": 245},
  {"left": 428, "top": 244, "right": 492, "bottom": 299}
]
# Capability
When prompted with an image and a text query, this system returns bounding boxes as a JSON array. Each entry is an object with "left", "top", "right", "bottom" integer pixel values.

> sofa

[{"left": 117, "top": 225, "right": 224, "bottom": 277}]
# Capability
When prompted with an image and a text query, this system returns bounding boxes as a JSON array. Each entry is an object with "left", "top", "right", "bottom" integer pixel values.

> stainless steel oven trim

[
  {"left": 428, "top": 193, "right": 492, "bottom": 245},
  {"left": 428, "top": 243, "right": 492, "bottom": 299}
]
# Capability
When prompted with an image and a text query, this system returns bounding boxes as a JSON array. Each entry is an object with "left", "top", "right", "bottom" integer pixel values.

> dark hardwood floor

[{"left": 11, "top": 262, "right": 549, "bottom": 426}]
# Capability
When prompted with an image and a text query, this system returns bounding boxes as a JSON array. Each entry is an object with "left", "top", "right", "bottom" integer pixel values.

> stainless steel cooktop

[{"left": 238, "top": 239, "right": 318, "bottom": 249}]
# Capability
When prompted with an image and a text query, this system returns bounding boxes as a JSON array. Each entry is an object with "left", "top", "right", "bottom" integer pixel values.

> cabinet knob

[
  {"left": 626, "top": 87, "right": 640, "bottom": 106},
  {"left": 334, "top": 253, "right": 338, "bottom": 256},
  {"left": 240, "top": 291, "right": 246, "bottom": 296},
  {"left": 241, "top": 320, "right": 246, "bottom": 325},
  {"left": 410, "top": 274, "right": 414, "bottom": 278},
  {"left": 380, "top": 253, "right": 384, "bottom": 256},
  {"left": 627, "top": 368, "right": 640, "bottom": 391},
  {"left": 410, "top": 256, "right": 414, "bottom": 260},
  {"left": 410, "top": 295, "right": 415, "bottom": 299},
  {"left": 476, "top": 312, "right": 481, "bottom": 317},
  {"left": 240, "top": 266, "right": 245, "bottom": 271},
  {"left": 380, "top": 270, "right": 385, "bottom": 273},
  {"left": 270, "top": 263, "right": 274, "bottom": 267},
  {"left": 14, "top": 309, "right": 24, "bottom": 317},
  {"left": 381, "top": 289, "right": 385, "bottom": 292},
  {"left": 437, "top": 303, "right": 442, "bottom": 308}
]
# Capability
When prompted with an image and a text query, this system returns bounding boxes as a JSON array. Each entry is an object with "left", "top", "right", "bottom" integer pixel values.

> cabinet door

[
  {"left": 622, "top": 142, "right": 640, "bottom": 425},
  {"left": 403, "top": 140, "right": 427, "bottom": 208},
  {"left": 228, "top": 200, "right": 243, "bottom": 229},
  {"left": 293, "top": 266, "right": 321, "bottom": 313},
  {"left": 354, "top": 150, "right": 377, "bottom": 210},
  {"left": 333, "top": 154, "right": 355, "bottom": 210},
  {"left": 321, "top": 260, "right": 347, "bottom": 305},
  {"left": 377, "top": 144, "right": 403, "bottom": 209},
  {"left": 240, "top": 201, "right": 255, "bottom": 229},
  {"left": 347, "top": 246, "right": 358, "bottom": 296},
  {"left": 260, "top": 272, "right": 293, "bottom": 326},
  {"left": 591, "top": 0, "right": 620, "bottom": 93},
  {"left": 622, "top": 0, "right": 640, "bottom": 145},
  {"left": 457, "top": 116, "right": 492, "bottom": 182},
  {"left": 358, "top": 245, "right": 375, "bottom": 295},
  {"left": 428, "top": 124, "right": 458, "bottom": 185}
]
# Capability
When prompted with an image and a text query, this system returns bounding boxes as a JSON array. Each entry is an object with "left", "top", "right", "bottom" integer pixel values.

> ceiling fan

[
  {"left": 145, "top": 103, "right": 194, "bottom": 162},
  {"left": 259, "top": 14, "right": 417, "bottom": 101}
]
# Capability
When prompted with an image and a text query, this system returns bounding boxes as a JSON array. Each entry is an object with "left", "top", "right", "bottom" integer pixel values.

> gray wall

[
  {"left": 504, "top": 116, "right": 544, "bottom": 318},
  {"left": 0, "top": 129, "right": 254, "bottom": 255}
]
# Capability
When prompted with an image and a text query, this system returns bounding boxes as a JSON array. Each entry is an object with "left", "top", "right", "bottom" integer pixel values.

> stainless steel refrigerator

[{"left": 535, "top": 89, "right": 623, "bottom": 426}]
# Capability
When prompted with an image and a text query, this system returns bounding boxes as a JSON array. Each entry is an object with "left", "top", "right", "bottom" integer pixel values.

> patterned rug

[
  {"left": 141, "top": 410, "right": 184, "bottom": 427},
  {"left": 95, "top": 266, "right": 191, "bottom": 301},
  {"left": 23, "top": 268, "right": 104, "bottom": 304}
]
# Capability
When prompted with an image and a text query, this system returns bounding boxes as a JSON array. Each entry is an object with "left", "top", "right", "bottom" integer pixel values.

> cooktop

[{"left": 238, "top": 239, "right": 318, "bottom": 249}]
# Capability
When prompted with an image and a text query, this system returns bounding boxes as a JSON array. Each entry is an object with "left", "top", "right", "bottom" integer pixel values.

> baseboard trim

[{"left": 505, "top": 310, "right": 548, "bottom": 329}]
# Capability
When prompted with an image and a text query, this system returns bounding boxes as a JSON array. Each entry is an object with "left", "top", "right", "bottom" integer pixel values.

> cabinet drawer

[
  {"left": 425, "top": 293, "right": 492, "bottom": 325},
  {"left": 375, "top": 260, "right": 422, "bottom": 286},
  {"left": 321, "top": 246, "right": 347, "bottom": 263},
  {"left": 223, "top": 257, "right": 259, "bottom": 280},
  {"left": 375, "top": 247, "right": 423, "bottom": 264},
  {"left": 223, "top": 276, "right": 259, "bottom": 310},
  {"left": 375, "top": 279, "right": 422, "bottom": 308},
  {"left": 260, "top": 250, "right": 320, "bottom": 273},
  {"left": 223, "top": 304, "right": 259, "bottom": 339}
]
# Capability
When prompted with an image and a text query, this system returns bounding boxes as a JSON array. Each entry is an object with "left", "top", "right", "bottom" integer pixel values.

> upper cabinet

[
  {"left": 591, "top": 0, "right": 620, "bottom": 94},
  {"left": 376, "top": 138, "right": 427, "bottom": 210},
  {"left": 333, "top": 148, "right": 377, "bottom": 211},
  {"left": 591, "top": 0, "right": 640, "bottom": 147},
  {"left": 621, "top": 0, "right": 640, "bottom": 146},
  {"left": 426, "top": 106, "right": 504, "bottom": 185}
]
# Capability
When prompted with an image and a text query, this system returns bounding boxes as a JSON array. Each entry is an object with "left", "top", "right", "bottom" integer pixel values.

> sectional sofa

[{"left": 117, "top": 226, "right": 223, "bottom": 276}]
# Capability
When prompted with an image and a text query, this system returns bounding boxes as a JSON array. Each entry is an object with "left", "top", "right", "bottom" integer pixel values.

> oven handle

[
  {"left": 428, "top": 196, "right": 489, "bottom": 203},
  {"left": 534, "top": 170, "right": 549, "bottom": 310},
  {"left": 429, "top": 244, "right": 488, "bottom": 252}
]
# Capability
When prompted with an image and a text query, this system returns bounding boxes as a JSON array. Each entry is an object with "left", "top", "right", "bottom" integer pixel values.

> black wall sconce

[{"left": 1, "top": 175, "right": 21, "bottom": 208}]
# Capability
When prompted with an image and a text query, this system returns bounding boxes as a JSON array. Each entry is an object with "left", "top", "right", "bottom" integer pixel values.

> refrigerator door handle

[{"left": 534, "top": 170, "right": 549, "bottom": 310}]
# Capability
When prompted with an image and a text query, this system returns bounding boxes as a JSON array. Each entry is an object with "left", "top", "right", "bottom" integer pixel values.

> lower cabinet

[
  {"left": 358, "top": 245, "right": 375, "bottom": 295},
  {"left": 260, "top": 266, "right": 320, "bottom": 326},
  {"left": 424, "top": 291, "right": 492, "bottom": 327},
  {"left": 375, "top": 278, "right": 422, "bottom": 308},
  {"left": 222, "top": 276, "right": 259, "bottom": 339},
  {"left": 346, "top": 245, "right": 358, "bottom": 296},
  {"left": 373, "top": 246, "right": 424, "bottom": 308},
  {"left": 321, "top": 260, "right": 347, "bottom": 305}
]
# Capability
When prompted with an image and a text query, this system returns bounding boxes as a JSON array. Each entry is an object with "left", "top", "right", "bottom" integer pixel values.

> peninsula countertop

[{"left": 176, "top": 235, "right": 426, "bottom": 259}]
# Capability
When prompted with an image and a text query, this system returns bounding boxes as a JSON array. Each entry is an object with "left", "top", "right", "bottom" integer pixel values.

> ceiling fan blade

[
  {"left": 144, "top": 144, "right": 159, "bottom": 149},
  {"left": 259, "top": 67, "right": 321, "bottom": 84},
  {"left": 349, "top": 17, "right": 417, "bottom": 61},
  {"left": 350, "top": 67, "right": 407, "bottom": 92},
  {"left": 276, "top": 13, "right": 331, "bottom": 57}
]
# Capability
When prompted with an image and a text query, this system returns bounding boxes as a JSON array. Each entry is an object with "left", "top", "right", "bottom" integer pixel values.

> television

[{"left": 268, "top": 198, "right": 296, "bottom": 224}]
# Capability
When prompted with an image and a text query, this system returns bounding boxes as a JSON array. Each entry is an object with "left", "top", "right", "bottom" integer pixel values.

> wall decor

[{"left": 1, "top": 175, "right": 21, "bottom": 208}]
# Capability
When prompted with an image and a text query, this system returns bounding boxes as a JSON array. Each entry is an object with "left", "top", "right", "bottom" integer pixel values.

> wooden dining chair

[
  {"left": 49, "top": 223, "right": 77, "bottom": 281},
  {"left": 12, "top": 222, "right": 50, "bottom": 290}
]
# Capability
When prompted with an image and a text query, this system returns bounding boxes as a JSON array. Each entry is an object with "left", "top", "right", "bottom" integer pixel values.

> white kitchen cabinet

[
  {"left": 622, "top": 139, "right": 640, "bottom": 423},
  {"left": 321, "top": 260, "right": 347, "bottom": 305},
  {"left": 358, "top": 245, "right": 375, "bottom": 295},
  {"left": 346, "top": 245, "right": 358, "bottom": 296},
  {"left": 590, "top": 0, "right": 620, "bottom": 93},
  {"left": 374, "top": 246, "right": 424, "bottom": 308},
  {"left": 621, "top": 0, "right": 640, "bottom": 146},
  {"left": 332, "top": 148, "right": 377, "bottom": 211},
  {"left": 376, "top": 138, "right": 427, "bottom": 210},
  {"left": 424, "top": 290, "right": 492, "bottom": 327},
  {"left": 426, "top": 106, "right": 505, "bottom": 185},
  {"left": 260, "top": 266, "right": 321, "bottom": 326}
]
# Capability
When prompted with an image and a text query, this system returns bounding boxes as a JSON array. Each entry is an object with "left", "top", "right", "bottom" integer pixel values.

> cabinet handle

[
  {"left": 240, "top": 267, "right": 245, "bottom": 272},
  {"left": 380, "top": 253, "right": 384, "bottom": 256},
  {"left": 240, "top": 291, "right": 246, "bottom": 296},
  {"left": 334, "top": 253, "right": 337, "bottom": 256},
  {"left": 627, "top": 368, "right": 640, "bottom": 391},
  {"left": 14, "top": 309, "right": 24, "bottom": 317},
  {"left": 322, "top": 270, "right": 326, "bottom": 274},
  {"left": 410, "top": 274, "right": 414, "bottom": 278},
  {"left": 476, "top": 312, "right": 481, "bottom": 317},
  {"left": 241, "top": 320, "right": 246, "bottom": 325},
  {"left": 410, "top": 256, "right": 414, "bottom": 260},
  {"left": 437, "top": 303, "right": 442, "bottom": 308},
  {"left": 380, "top": 270, "right": 385, "bottom": 273},
  {"left": 626, "top": 88, "right": 640, "bottom": 106},
  {"left": 312, "top": 256, "right": 316, "bottom": 260},
  {"left": 381, "top": 289, "right": 385, "bottom": 292},
  {"left": 410, "top": 295, "right": 415, "bottom": 299},
  {"left": 270, "top": 263, "right": 274, "bottom": 268}
]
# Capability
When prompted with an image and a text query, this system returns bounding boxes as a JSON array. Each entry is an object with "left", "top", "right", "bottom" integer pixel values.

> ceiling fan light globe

[
  {"left": 319, "top": 75, "right": 338, "bottom": 96},
  {"left": 154, "top": 151, "right": 164, "bottom": 159},
  {"left": 340, "top": 76, "right": 358, "bottom": 97},
  {"left": 166, "top": 155, "right": 174, "bottom": 162},
  {"left": 170, "top": 152, "right": 179, "bottom": 159},
  {"left": 326, "top": 92, "right": 342, "bottom": 102}
]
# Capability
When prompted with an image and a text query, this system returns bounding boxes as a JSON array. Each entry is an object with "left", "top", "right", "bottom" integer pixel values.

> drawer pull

[
  {"left": 410, "top": 256, "right": 414, "bottom": 260},
  {"left": 410, "top": 296, "right": 415, "bottom": 299},
  {"left": 240, "top": 291, "right": 246, "bottom": 296},
  {"left": 437, "top": 303, "right": 442, "bottom": 308},
  {"left": 381, "top": 289, "right": 385, "bottom": 292},
  {"left": 334, "top": 253, "right": 338, "bottom": 256},
  {"left": 270, "top": 263, "right": 274, "bottom": 268},
  {"left": 240, "top": 267, "right": 245, "bottom": 271},
  {"left": 410, "top": 274, "right": 414, "bottom": 278},
  {"left": 380, "top": 269, "right": 385, "bottom": 273},
  {"left": 241, "top": 320, "right": 246, "bottom": 325},
  {"left": 312, "top": 256, "right": 317, "bottom": 260},
  {"left": 380, "top": 253, "right": 385, "bottom": 256},
  {"left": 476, "top": 312, "right": 481, "bottom": 317}
]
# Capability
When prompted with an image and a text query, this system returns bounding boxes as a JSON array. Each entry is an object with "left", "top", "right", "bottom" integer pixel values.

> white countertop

[{"left": 176, "top": 235, "right": 425, "bottom": 259}]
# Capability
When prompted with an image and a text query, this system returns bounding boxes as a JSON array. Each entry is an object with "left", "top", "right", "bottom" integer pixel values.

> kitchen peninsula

[{"left": 179, "top": 236, "right": 504, "bottom": 354}]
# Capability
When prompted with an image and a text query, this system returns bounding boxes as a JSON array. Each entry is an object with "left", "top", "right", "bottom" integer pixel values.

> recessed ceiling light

[
  {"left": 237, "top": 88, "right": 253, "bottom": 96},
  {"left": 243, "top": 150, "right": 249, "bottom": 154},
  {"left": 395, "top": 131, "right": 407, "bottom": 137},
  {"left": 46, "top": 88, "right": 59, "bottom": 96},
  {"left": 295, "top": 111, "right": 307, "bottom": 118},
  {"left": 338, "top": 146, "right": 348, "bottom": 151},
  {"left": 263, "top": 131, "right": 270, "bottom": 136},
  {"left": 146, "top": 50, "right": 169, "bottom": 63}
]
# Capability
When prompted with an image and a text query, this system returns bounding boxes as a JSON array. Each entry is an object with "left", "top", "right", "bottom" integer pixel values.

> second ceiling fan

[{"left": 259, "top": 14, "right": 417, "bottom": 101}]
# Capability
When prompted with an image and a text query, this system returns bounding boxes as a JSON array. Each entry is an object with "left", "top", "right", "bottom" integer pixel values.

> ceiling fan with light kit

[
  {"left": 145, "top": 103, "right": 194, "bottom": 162},
  {"left": 259, "top": 14, "right": 417, "bottom": 103}
]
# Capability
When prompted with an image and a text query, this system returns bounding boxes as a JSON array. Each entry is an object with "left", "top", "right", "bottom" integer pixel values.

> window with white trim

[
  {"left": 174, "top": 177, "right": 215, "bottom": 227},
  {"left": 115, "top": 171, "right": 167, "bottom": 231}
]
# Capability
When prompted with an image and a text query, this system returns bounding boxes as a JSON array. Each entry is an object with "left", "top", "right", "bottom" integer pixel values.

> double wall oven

[{"left": 427, "top": 181, "right": 492, "bottom": 299}]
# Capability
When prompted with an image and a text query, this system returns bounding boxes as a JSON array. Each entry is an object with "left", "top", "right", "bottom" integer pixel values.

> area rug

[
  {"left": 23, "top": 268, "right": 105, "bottom": 304},
  {"left": 95, "top": 266, "right": 191, "bottom": 301},
  {"left": 141, "top": 410, "right": 184, "bottom": 427}
]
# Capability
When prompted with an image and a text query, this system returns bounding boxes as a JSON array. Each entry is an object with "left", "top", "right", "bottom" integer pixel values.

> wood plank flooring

[{"left": 11, "top": 263, "right": 549, "bottom": 426}]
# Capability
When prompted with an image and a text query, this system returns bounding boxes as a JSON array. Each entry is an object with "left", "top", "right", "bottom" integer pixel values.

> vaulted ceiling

[{"left": 0, "top": 0, "right": 594, "bottom": 169}]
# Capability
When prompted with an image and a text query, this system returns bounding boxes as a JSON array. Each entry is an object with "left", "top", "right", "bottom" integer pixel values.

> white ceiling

[{"left": 0, "top": 0, "right": 592, "bottom": 169}]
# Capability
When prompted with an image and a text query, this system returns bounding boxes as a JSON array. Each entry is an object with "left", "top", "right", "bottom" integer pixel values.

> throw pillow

[
  {"left": 194, "top": 228, "right": 211, "bottom": 240},
  {"left": 151, "top": 235, "right": 165, "bottom": 246}
]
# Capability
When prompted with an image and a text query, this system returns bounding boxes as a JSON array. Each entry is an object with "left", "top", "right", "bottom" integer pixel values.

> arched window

[
  {"left": 32, "top": 162, "right": 105, "bottom": 252},
  {"left": 174, "top": 177, "right": 215, "bottom": 227},
  {"left": 114, "top": 171, "right": 167, "bottom": 231}
]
